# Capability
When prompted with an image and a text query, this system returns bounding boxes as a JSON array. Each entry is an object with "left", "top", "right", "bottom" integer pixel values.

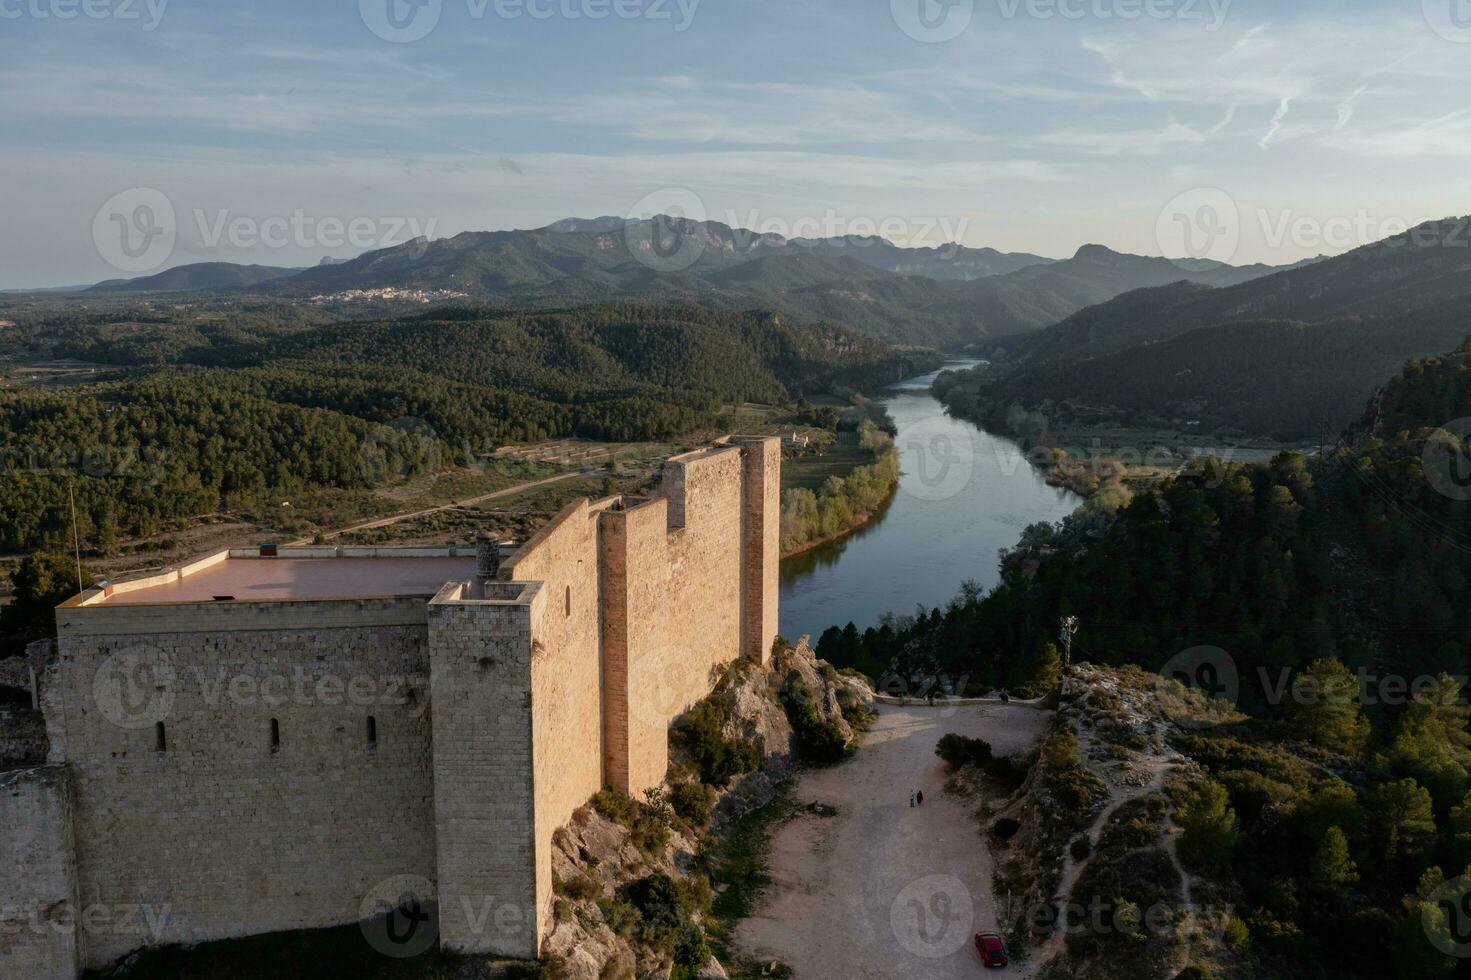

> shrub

[
  {"left": 1070, "top": 836, "right": 1092, "bottom": 860},
  {"left": 982, "top": 754, "right": 1027, "bottom": 789},
  {"left": 936, "top": 733, "right": 993, "bottom": 770},
  {"left": 558, "top": 870, "right": 602, "bottom": 902},
  {"left": 1224, "top": 915, "right": 1250, "bottom": 951},
  {"left": 836, "top": 686, "right": 873, "bottom": 731},
  {"left": 992, "top": 817, "right": 1022, "bottom": 840},
  {"left": 673, "top": 702, "right": 761, "bottom": 787},
  {"left": 1177, "top": 780, "right": 1241, "bottom": 875},
  {"left": 593, "top": 789, "right": 638, "bottom": 825},
  {"left": 1041, "top": 729, "right": 1108, "bottom": 826},
  {"left": 671, "top": 782, "right": 714, "bottom": 828},
  {"left": 617, "top": 873, "right": 713, "bottom": 966},
  {"left": 781, "top": 678, "right": 848, "bottom": 764},
  {"left": 593, "top": 788, "right": 672, "bottom": 854}
]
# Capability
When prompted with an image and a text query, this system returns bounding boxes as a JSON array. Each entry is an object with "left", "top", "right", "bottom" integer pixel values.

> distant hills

[
  {"left": 70, "top": 216, "right": 1301, "bottom": 350},
  {"left": 0, "top": 302, "right": 930, "bottom": 553},
  {"left": 980, "top": 217, "right": 1471, "bottom": 439},
  {"left": 88, "top": 261, "right": 302, "bottom": 293}
]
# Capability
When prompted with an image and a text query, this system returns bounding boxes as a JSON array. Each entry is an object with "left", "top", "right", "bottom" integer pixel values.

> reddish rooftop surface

[{"left": 98, "top": 557, "right": 477, "bottom": 605}]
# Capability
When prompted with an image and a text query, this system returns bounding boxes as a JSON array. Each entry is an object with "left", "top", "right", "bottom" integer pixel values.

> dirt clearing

[{"left": 735, "top": 702, "right": 1052, "bottom": 979}]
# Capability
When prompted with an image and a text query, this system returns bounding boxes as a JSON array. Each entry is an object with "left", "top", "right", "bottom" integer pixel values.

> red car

[{"left": 975, "top": 932, "right": 1008, "bottom": 968}]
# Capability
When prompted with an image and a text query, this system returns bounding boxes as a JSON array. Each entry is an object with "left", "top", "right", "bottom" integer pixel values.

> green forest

[
  {"left": 819, "top": 340, "right": 1471, "bottom": 978},
  {"left": 0, "top": 303, "right": 931, "bottom": 553}
]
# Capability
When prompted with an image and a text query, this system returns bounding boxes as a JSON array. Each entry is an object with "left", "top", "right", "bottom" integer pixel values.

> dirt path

[
  {"left": 286, "top": 471, "right": 592, "bottom": 545},
  {"left": 734, "top": 703, "right": 1052, "bottom": 979}
]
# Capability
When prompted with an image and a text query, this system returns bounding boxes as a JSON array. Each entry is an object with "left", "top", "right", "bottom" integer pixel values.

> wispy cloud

[{"left": 1260, "top": 96, "right": 1294, "bottom": 148}]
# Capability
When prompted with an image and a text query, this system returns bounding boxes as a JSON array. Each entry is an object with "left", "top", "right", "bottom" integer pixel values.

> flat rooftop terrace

[{"left": 76, "top": 549, "right": 479, "bottom": 607}]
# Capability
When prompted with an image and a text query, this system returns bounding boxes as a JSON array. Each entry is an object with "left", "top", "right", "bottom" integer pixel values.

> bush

[
  {"left": 1070, "top": 836, "right": 1092, "bottom": 860},
  {"left": 1177, "top": 780, "right": 1240, "bottom": 875},
  {"left": 593, "top": 789, "right": 638, "bottom": 825},
  {"left": 671, "top": 782, "right": 714, "bottom": 828},
  {"left": 557, "top": 870, "right": 602, "bottom": 902},
  {"left": 1041, "top": 729, "right": 1108, "bottom": 826},
  {"left": 992, "top": 817, "right": 1022, "bottom": 840},
  {"left": 936, "top": 733, "right": 993, "bottom": 770},
  {"left": 982, "top": 754, "right": 1027, "bottom": 789},
  {"left": 673, "top": 702, "right": 761, "bottom": 787},
  {"left": 781, "top": 678, "right": 848, "bottom": 764},
  {"left": 592, "top": 789, "right": 672, "bottom": 853},
  {"left": 617, "top": 873, "right": 713, "bottom": 966},
  {"left": 836, "top": 686, "right": 873, "bottom": 731}
]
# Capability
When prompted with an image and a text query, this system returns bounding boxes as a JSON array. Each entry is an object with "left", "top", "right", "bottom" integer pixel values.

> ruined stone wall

[
  {"left": 0, "top": 765, "right": 80, "bottom": 980},
  {"left": 52, "top": 602, "right": 437, "bottom": 969},
  {"left": 427, "top": 583, "right": 542, "bottom": 959}
]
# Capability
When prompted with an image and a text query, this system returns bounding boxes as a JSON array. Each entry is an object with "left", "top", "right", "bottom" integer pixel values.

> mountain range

[
  {"left": 73, "top": 216, "right": 1305, "bottom": 350},
  {"left": 979, "top": 217, "right": 1471, "bottom": 439}
]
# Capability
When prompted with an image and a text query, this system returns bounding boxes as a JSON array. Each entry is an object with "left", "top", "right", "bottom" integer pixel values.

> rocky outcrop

[{"left": 542, "top": 640, "right": 875, "bottom": 979}]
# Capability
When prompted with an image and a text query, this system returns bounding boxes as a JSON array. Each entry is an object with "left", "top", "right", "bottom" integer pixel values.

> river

[{"left": 778, "top": 361, "right": 1083, "bottom": 643}]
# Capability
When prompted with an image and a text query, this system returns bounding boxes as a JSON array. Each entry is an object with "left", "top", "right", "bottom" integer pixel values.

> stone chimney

[
  {"left": 475, "top": 532, "right": 501, "bottom": 581},
  {"left": 471, "top": 532, "right": 507, "bottom": 599}
]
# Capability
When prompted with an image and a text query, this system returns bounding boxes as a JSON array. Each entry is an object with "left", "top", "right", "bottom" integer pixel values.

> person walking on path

[
  {"left": 916, "top": 789, "right": 924, "bottom": 806},
  {"left": 909, "top": 791, "right": 916, "bottom": 807}
]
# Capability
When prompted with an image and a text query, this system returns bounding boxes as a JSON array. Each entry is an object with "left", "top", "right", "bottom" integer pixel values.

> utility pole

[
  {"left": 1060, "top": 615, "right": 1078, "bottom": 674},
  {"left": 69, "top": 478, "right": 83, "bottom": 594}
]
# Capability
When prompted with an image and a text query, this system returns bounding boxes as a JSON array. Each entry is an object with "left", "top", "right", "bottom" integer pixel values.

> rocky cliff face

[{"left": 541, "top": 639, "right": 873, "bottom": 979}]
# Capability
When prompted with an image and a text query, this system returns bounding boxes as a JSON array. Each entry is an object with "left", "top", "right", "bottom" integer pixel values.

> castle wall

[
  {"left": 732, "top": 436, "right": 782, "bottom": 666},
  {"left": 0, "top": 765, "right": 81, "bottom": 980},
  {"left": 52, "top": 601, "right": 437, "bottom": 968},
  {"left": 504, "top": 503, "right": 608, "bottom": 950},
  {"left": 626, "top": 448, "right": 747, "bottom": 796},
  {"left": 593, "top": 439, "right": 781, "bottom": 798},
  {"left": 26, "top": 436, "right": 782, "bottom": 972},
  {"left": 598, "top": 497, "right": 671, "bottom": 796},
  {"left": 427, "top": 583, "right": 541, "bottom": 959}
]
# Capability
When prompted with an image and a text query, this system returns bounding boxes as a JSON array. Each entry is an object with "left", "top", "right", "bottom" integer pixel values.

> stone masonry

[{"left": 0, "top": 437, "right": 780, "bottom": 977}]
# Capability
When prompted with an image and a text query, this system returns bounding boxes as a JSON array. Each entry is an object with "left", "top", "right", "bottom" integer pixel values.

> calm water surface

[{"left": 778, "top": 361, "right": 1082, "bottom": 642}]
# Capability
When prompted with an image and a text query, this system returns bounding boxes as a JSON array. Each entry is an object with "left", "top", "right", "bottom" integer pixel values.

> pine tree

[
  {"left": 1310, "top": 826, "right": 1358, "bottom": 886},
  {"left": 1178, "top": 779, "right": 1240, "bottom": 874},
  {"left": 1286, "top": 658, "right": 1370, "bottom": 754}
]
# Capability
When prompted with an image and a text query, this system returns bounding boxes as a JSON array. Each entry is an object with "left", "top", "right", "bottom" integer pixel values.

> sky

[{"left": 4, "top": 0, "right": 1471, "bottom": 287}]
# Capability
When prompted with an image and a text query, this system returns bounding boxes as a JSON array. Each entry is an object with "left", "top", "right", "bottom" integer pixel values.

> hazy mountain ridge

[
  {"left": 69, "top": 216, "right": 1302, "bottom": 349},
  {"left": 88, "top": 262, "right": 302, "bottom": 293},
  {"left": 979, "top": 218, "right": 1471, "bottom": 438}
]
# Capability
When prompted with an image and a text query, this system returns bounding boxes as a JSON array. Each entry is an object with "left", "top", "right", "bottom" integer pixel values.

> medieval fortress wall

[{"left": 0, "top": 436, "right": 780, "bottom": 978}]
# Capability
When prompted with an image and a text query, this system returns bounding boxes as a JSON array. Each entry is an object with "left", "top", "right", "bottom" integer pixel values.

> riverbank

[
  {"left": 778, "top": 422, "right": 900, "bottom": 558},
  {"left": 778, "top": 360, "right": 1080, "bottom": 643},
  {"left": 932, "top": 365, "right": 1301, "bottom": 504}
]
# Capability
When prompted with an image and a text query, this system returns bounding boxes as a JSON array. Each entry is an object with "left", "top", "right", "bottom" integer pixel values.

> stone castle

[{"left": 0, "top": 436, "right": 781, "bottom": 979}]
